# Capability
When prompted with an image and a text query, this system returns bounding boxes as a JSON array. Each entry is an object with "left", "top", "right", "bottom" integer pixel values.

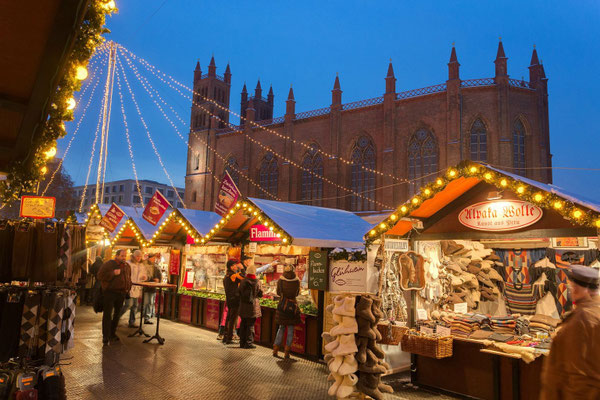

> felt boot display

[
  {"left": 356, "top": 337, "right": 368, "bottom": 364},
  {"left": 332, "top": 334, "right": 358, "bottom": 357},
  {"left": 329, "top": 355, "right": 344, "bottom": 373},
  {"left": 330, "top": 316, "right": 358, "bottom": 336},
  {"left": 357, "top": 319, "right": 377, "bottom": 340},
  {"left": 356, "top": 296, "right": 376, "bottom": 323},
  {"left": 336, "top": 374, "right": 358, "bottom": 399},
  {"left": 338, "top": 354, "right": 358, "bottom": 375},
  {"left": 328, "top": 373, "right": 343, "bottom": 397},
  {"left": 357, "top": 374, "right": 384, "bottom": 400},
  {"left": 325, "top": 338, "right": 340, "bottom": 353}
]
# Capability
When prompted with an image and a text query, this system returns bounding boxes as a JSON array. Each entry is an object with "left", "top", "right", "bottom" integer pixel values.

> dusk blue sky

[{"left": 61, "top": 0, "right": 600, "bottom": 203}]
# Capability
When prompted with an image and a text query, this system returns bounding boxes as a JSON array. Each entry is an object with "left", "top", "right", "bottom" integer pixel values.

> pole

[{"left": 96, "top": 41, "right": 116, "bottom": 203}]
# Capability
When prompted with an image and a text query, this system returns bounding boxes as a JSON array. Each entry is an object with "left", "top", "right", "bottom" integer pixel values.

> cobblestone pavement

[{"left": 63, "top": 306, "right": 457, "bottom": 400}]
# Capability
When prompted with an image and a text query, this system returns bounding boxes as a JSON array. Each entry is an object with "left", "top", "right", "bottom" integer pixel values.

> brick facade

[{"left": 185, "top": 42, "right": 551, "bottom": 213}]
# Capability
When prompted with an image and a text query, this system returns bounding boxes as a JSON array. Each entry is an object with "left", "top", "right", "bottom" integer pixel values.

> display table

[
  {"left": 412, "top": 337, "right": 545, "bottom": 400},
  {"left": 133, "top": 282, "right": 177, "bottom": 345}
]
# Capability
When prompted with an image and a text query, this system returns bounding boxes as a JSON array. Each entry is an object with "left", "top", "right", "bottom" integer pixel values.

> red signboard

[
  {"left": 254, "top": 317, "right": 261, "bottom": 342},
  {"left": 458, "top": 200, "right": 543, "bottom": 232},
  {"left": 99, "top": 203, "right": 125, "bottom": 232},
  {"left": 142, "top": 190, "right": 171, "bottom": 225},
  {"left": 169, "top": 249, "right": 181, "bottom": 275},
  {"left": 250, "top": 224, "right": 279, "bottom": 242},
  {"left": 291, "top": 314, "right": 306, "bottom": 353},
  {"left": 215, "top": 171, "right": 241, "bottom": 217},
  {"left": 179, "top": 295, "right": 192, "bottom": 324},
  {"left": 205, "top": 299, "right": 221, "bottom": 330},
  {"left": 19, "top": 196, "right": 56, "bottom": 219}
]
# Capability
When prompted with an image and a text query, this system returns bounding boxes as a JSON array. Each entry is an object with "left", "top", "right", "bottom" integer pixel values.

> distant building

[
  {"left": 186, "top": 42, "right": 551, "bottom": 213},
  {"left": 73, "top": 179, "right": 184, "bottom": 211}
]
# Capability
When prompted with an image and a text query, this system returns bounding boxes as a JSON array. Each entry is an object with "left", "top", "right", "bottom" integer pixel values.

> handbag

[
  {"left": 93, "top": 288, "right": 104, "bottom": 313},
  {"left": 277, "top": 298, "right": 298, "bottom": 315}
]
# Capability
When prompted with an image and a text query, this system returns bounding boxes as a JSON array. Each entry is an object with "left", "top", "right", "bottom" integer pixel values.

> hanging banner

[
  {"left": 19, "top": 196, "right": 56, "bottom": 219},
  {"left": 169, "top": 249, "right": 181, "bottom": 275},
  {"left": 458, "top": 200, "right": 542, "bottom": 232},
  {"left": 178, "top": 295, "right": 192, "bottom": 324},
  {"left": 142, "top": 190, "right": 171, "bottom": 226},
  {"left": 99, "top": 203, "right": 125, "bottom": 232},
  {"left": 215, "top": 171, "right": 241, "bottom": 217},
  {"left": 250, "top": 224, "right": 279, "bottom": 242},
  {"left": 205, "top": 299, "right": 221, "bottom": 330}
]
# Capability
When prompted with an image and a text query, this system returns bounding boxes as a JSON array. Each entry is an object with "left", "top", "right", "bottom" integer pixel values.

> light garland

[
  {"left": 115, "top": 66, "right": 145, "bottom": 207},
  {"left": 42, "top": 53, "right": 107, "bottom": 196},
  {"left": 116, "top": 55, "right": 186, "bottom": 208},
  {"left": 117, "top": 43, "right": 409, "bottom": 184},
  {"left": 110, "top": 218, "right": 149, "bottom": 247},
  {"left": 145, "top": 210, "right": 205, "bottom": 246},
  {"left": 365, "top": 161, "right": 600, "bottom": 246},
  {"left": 118, "top": 47, "right": 390, "bottom": 210},
  {"left": 198, "top": 199, "right": 291, "bottom": 245},
  {"left": 83, "top": 203, "right": 110, "bottom": 245},
  {"left": 0, "top": 2, "right": 115, "bottom": 204},
  {"left": 117, "top": 47, "right": 280, "bottom": 201}
]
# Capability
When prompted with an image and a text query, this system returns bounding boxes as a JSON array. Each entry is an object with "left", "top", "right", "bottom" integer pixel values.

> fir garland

[
  {"left": 366, "top": 161, "right": 600, "bottom": 247},
  {"left": 0, "top": 0, "right": 116, "bottom": 204}
]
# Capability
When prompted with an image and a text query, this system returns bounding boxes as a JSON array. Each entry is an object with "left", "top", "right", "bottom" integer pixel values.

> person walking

[
  {"left": 540, "top": 265, "right": 600, "bottom": 399},
  {"left": 238, "top": 264, "right": 262, "bottom": 349},
  {"left": 273, "top": 264, "right": 301, "bottom": 358},
  {"left": 222, "top": 260, "right": 243, "bottom": 344},
  {"left": 97, "top": 249, "right": 132, "bottom": 345},
  {"left": 120, "top": 250, "right": 147, "bottom": 328},
  {"left": 142, "top": 253, "right": 162, "bottom": 324}
]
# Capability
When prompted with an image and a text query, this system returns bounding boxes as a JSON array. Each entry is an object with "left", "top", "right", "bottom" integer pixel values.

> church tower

[
  {"left": 241, "top": 80, "right": 274, "bottom": 124},
  {"left": 190, "top": 56, "right": 231, "bottom": 131}
]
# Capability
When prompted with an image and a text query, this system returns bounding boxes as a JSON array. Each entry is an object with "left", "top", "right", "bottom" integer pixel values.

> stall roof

[
  {"left": 367, "top": 161, "right": 600, "bottom": 242},
  {"left": 202, "top": 197, "right": 373, "bottom": 248},
  {"left": 178, "top": 209, "right": 222, "bottom": 236}
]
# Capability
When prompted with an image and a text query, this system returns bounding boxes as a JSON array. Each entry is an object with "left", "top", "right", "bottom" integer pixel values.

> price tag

[
  {"left": 419, "top": 326, "right": 434, "bottom": 335},
  {"left": 186, "top": 271, "right": 195, "bottom": 283},
  {"left": 248, "top": 242, "right": 257, "bottom": 253},
  {"left": 276, "top": 263, "right": 284, "bottom": 273},
  {"left": 437, "top": 326, "right": 451, "bottom": 336},
  {"left": 416, "top": 308, "right": 428, "bottom": 320},
  {"left": 454, "top": 302, "right": 468, "bottom": 314}
]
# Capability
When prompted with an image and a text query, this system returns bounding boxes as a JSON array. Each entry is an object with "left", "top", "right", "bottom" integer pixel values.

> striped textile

[{"left": 504, "top": 282, "right": 537, "bottom": 315}]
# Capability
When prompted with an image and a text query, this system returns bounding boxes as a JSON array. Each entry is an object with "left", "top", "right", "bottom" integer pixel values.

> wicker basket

[
  {"left": 377, "top": 322, "right": 408, "bottom": 345},
  {"left": 400, "top": 330, "right": 453, "bottom": 359}
]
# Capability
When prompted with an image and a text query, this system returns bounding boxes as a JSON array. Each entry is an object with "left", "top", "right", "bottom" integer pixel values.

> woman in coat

[
  {"left": 238, "top": 264, "right": 263, "bottom": 349},
  {"left": 273, "top": 265, "right": 301, "bottom": 358}
]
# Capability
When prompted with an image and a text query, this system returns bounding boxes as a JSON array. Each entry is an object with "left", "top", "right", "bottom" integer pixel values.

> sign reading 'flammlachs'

[
  {"left": 249, "top": 224, "right": 279, "bottom": 242},
  {"left": 459, "top": 200, "right": 543, "bottom": 232}
]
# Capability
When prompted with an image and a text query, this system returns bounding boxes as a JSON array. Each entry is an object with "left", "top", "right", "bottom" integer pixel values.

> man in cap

[{"left": 540, "top": 264, "right": 600, "bottom": 399}]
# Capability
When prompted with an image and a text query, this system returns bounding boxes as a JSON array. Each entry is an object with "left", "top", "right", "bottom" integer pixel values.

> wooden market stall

[{"left": 366, "top": 161, "right": 600, "bottom": 400}]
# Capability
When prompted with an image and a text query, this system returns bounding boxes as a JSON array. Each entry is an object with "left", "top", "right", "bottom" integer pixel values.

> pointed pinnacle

[
  {"left": 496, "top": 40, "right": 506, "bottom": 59},
  {"left": 287, "top": 86, "right": 295, "bottom": 100},
  {"left": 333, "top": 75, "right": 341, "bottom": 90},
  {"left": 449, "top": 46, "right": 458, "bottom": 63},
  {"left": 530, "top": 47, "right": 540, "bottom": 66}
]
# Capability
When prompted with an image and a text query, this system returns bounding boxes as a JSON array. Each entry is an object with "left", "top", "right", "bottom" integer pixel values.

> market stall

[
  {"left": 366, "top": 161, "right": 600, "bottom": 400},
  {"left": 187, "top": 197, "right": 373, "bottom": 358}
]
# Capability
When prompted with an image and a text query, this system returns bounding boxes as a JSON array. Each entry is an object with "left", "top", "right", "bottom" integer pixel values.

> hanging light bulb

[
  {"left": 40, "top": 166, "right": 48, "bottom": 175},
  {"left": 44, "top": 147, "right": 57, "bottom": 159},
  {"left": 75, "top": 66, "right": 88, "bottom": 80},
  {"left": 103, "top": 0, "right": 116, "bottom": 11},
  {"left": 66, "top": 97, "right": 76, "bottom": 110}
]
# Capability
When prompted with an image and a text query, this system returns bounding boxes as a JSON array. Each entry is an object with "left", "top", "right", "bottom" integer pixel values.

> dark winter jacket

[
  {"left": 275, "top": 270, "right": 302, "bottom": 326},
  {"left": 97, "top": 259, "right": 132, "bottom": 294},
  {"left": 238, "top": 275, "right": 263, "bottom": 319},
  {"left": 223, "top": 271, "right": 243, "bottom": 308}
]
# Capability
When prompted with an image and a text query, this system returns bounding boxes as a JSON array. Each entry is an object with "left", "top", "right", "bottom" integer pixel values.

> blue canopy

[
  {"left": 178, "top": 209, "right": 222, "bottom": 236},
  {"left": 249, "top": 197, "right": 373, "bottom": 248}
]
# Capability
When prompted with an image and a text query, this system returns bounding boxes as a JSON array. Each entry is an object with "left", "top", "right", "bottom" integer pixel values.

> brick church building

[{"left": 185, "top": 41, "right": 551, "bottom": 213}]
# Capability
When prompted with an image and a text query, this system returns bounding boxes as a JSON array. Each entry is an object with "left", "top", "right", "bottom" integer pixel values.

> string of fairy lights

[
  {"left": 116, "top": 55, "right": 187, "bottom": 208},
  {"left": 117, "top": 46, "right": 281, "bottom": 201},
  {"left": 41, "top": 49, "right": 108, "bottom": 196},
  {"left": 114, "top": 65, "right": 145, "bottom": 208},
  {"left": 365, "top": 161, "right": 600, "bottom": 246},
  {"left": 117, "top": 43, "right": 409, "bottom": 184},
  {"left": 116, "top": 45, "right": 392, "bottom": 209}
]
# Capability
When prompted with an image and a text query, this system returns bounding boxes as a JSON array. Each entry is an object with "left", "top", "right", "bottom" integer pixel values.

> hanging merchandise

[
  {"left": 398, "top": 252, "right": 426, "bottom": 291},
  {"left": 378, "top": 243, "right": 408, "bottom": 322}
]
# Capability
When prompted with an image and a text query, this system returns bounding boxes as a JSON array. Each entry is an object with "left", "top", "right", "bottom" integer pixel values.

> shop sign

[
  {"left": 205, "top": 299, "right": 220, "bottom": 330},
  {"left": 215, "top": 171, "right": 241, "bottom": 217},
  {"left": 19, "top": 196, "right": 56, "bottom": 219},
  {"left": 99, "top": 203, "right": 125, "bottom": 232},
  {"left": 179, "top": 295, "right": 192, "bottom": 324},
  {"left": 291, "top": 314, "right": 306, "bottom": 353},
  {"left": 328, "top": 260, "right": 368, "bottom": 293},
  {"left": 142, "top": 190, "right": 171, "bottom": 225},
  {"left": 308, "top": 250, "right": 328, "bottom": 290},
  {"left": 169, "top": 249, "right": 180, "bottom": 275},
  {"left": 249, "top": 224, "right": 279, "bottom": 242},
  {"left": 458, "top": 200, "right": 543, "bottom": 232},
  {"left": 384, "top": 238, "right": 409, "bottom": 252}
]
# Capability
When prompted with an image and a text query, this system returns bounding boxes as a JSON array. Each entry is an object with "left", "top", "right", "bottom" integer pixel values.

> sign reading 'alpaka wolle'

[{"left": 458, "top": 200, "right": 543, "bottom": 232}]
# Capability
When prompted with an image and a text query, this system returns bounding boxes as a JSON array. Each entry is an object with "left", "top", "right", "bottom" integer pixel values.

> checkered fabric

[
  {"left": 18, "top": 292, "right": 41, "bottom": 358},
  {"left": 37, "top": 291, "right": 52, "bottom": 360},
  {"left": 45, "top": 292, "right": 64, "bottom": 365},
  {"left": 61, "top": 292, "right": 76, "bottom": 352}
]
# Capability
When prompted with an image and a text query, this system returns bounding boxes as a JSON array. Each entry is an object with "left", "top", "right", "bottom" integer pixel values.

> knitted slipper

[
  {"left": 356, "top": 296, "right": 376, "bottom": 323},
  {"left": 356, "top": 337, "right": 368, "bottom": 364},
  {"left": 328, "top": 373, "right": 344, "bottom": 397},
  {"left": 332, "top": 334, "right": 358, "bottom": 357},
  {"left": 337, "top": 373, "right": 358, "bottom": 399},
  {"left": 357, "top": 379, "right": 384, "bottom": 400},
  {"left": 329, "top": 355, "right": 344, "bottom": 373},
  {"left": 338, "top": 354, "right": 358, "bottom": 375},
  {"left": 371, "top": 297, "right": 384, "bottom": 320},
  {"left": 330, "top": 316, "right": 358, "bottom": 336},
  {"left": 367, "top": 339, "right": 385, "bottom": 360},
  {"left": 357, "top": 320, "right": 377, "bottom": 340},
  {"left": 379, "top": 382, "right": 394, "bottom": 394},
  {"left": 325, "top": 337, "right": 340, "bottom": 353}
]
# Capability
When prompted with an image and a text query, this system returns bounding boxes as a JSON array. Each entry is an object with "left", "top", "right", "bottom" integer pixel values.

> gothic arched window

[
  {"left": 513, "top": 119, "right": 526, "bottom": 176},
  {"left": 470, "top": 119, "right": 487, "bottom": 162},
  {"left": 224, "top": 156, "right": 240, "bottom": 187},
  {"left": 408, "top": 129, "right": 438, "bottom": 195},
  {"left": 350, "top": 136, "right": 376, "bottom": 211},
  {"left": 301, "top": 144, "right": 324, "bottom": 206},
  {"left": 259, "top": 153, "right": 278, "bottom": 197},
  {"left": 192, "top": 191, "right": 197, "bottom": 203}
]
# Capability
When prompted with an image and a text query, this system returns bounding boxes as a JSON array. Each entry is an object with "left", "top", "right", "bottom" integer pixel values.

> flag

[
  {"left": 215, "top": 171, "right": 241, "bottom": 217},
  {"left": 142, "top": 190, "right": 171, "bottom": 225},
  {"left": 99, "top": 203, "right": 125, "bottom": 232}
]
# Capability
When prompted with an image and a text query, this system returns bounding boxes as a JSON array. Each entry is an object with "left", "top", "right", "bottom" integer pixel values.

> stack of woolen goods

[{"left": 322, "top": 295, "right": 393, "bottom": 400}]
